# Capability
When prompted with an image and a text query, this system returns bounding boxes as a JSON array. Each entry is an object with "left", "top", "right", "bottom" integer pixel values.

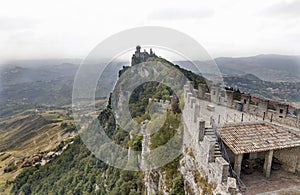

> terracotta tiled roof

[{"left": 218, "top": 122, "right": 300, "bottom": 155}]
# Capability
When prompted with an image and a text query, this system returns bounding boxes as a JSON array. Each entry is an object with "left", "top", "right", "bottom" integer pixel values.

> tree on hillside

[{"left": 171, "top": 93, "right": 181, "bottom": 114}]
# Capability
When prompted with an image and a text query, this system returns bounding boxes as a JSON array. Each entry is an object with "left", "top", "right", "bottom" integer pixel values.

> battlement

[
  {"left": 182, "top": 83, "right": 237, "bottom": 193},
  {"left": 194, "top": 81, "right": 299, "bottom": 128}
]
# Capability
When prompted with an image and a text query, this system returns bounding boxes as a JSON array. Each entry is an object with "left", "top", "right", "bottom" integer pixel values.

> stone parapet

[{"left": 183, "top": 84, "right": 237, "bottom": 193}]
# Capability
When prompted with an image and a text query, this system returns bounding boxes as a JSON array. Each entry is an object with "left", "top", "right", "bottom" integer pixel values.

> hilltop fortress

[{"left": 131, "top": 45, "right": 157, "bottom": 66}]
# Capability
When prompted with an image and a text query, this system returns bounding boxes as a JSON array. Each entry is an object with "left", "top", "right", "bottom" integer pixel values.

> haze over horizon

[{"left": 0, "top": 0, "right": 300, "bottom": 62}]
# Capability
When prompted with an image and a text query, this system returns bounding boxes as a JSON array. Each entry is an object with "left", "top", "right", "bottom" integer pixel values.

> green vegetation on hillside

[
  {"left": 224, "top": 74, "right": 300, "bottom": 102},
  {"left": 150, "top": 111, "right": 181, "bottom": 150},
  {"left": 13, "top": 136, "right": 144, "bottom": 195},
  {"left": 129, "top": 81, "right": 172, "bottom": 118},
  {"left": 12, "top": 57, "right": 205, "bottom": 194}
]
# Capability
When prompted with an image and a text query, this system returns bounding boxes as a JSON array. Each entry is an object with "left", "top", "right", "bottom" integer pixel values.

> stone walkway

[
  {"left": 257, "top": 186, "right": 300, "bottom": 195},
  {"left": 241, "top": 170, "right": 300, "bottom": 195},
  {"left": 197, "top": 99, "right": 300, "bottom": 135},
  {"left": 198, "top": 99, "right": 260, "bottom": 125}
]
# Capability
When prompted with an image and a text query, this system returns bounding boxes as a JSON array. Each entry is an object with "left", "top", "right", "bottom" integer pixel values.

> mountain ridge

[{"left": 174, "top": 54, "right": 300, "bottom": 82}]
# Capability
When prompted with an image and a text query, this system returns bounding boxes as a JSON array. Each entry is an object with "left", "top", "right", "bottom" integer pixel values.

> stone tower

[
  {"left": 241, "top": 93, "right": 251, "bottom": 112},
  {"left": 135, "top": 45, "right": 141, "bottom": 58},
  {"left": 198, "top": 83, "right": 206, "bottom": 100},
  {"left": 131, "top": 45, "right": 154, "bottom": 66}
]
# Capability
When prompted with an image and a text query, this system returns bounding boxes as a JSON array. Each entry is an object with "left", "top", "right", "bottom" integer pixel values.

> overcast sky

[{"left": 0, "top": 0, "right": 300, "bottom": 62}]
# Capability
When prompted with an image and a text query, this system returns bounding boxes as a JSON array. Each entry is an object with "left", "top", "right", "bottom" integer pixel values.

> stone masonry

[{"left": 182, "top": 83, "right": 238, "bottom": 194}]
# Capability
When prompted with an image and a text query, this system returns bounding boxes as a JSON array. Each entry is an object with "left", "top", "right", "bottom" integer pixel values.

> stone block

[
  {"left": 227, "top": 177, "right": 237, "bottom": 195},
  {"left": 216, "top": 157, "right": 229, "bottom": 183}
]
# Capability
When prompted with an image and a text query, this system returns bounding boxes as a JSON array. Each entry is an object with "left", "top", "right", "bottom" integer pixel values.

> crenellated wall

[
  {"left": 182, "top": 83, "right": 237, "bottom": 194},
  {"left": 196, "top": 82, "right": 299, "bottom": 128}
]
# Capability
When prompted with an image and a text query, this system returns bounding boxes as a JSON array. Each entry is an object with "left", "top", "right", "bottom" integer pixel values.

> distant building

[{"left": 131, "top": 45, "right": 157, "bottom": 66}]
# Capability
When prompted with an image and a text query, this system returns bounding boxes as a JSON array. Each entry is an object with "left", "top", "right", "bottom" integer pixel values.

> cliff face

[
  {"left": 145, "top": 170, "right": 169, "bottom": 195},
  {"left": 141, "top": 119, "right": 174, "bottom": 195},
  {"left": 180, "top": 152, "right": 202, "bottom": 194}
]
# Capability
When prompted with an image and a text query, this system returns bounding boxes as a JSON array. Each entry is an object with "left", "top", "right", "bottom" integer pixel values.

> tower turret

[{"left": 136, "top": 45, "right": 141, "bottom": 52}]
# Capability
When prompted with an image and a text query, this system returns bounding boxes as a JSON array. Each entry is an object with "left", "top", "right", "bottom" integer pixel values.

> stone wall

[
  {"left": 274, "top": 147, "right": 300, "bottom": 173},
  {"left": 183, "top": 83, "right": 237, "bottom": 194},
  {"left": 183, "top": 82, "right": 300, "bottom": 193},
  {"left": 200, "top": 84, "right": 300, "bottom": 128}
]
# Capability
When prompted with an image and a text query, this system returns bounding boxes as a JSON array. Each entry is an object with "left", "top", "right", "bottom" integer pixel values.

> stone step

[
  {"left": 214, "top": 142, "right": 222, "bottom": 158},
  {"left": 205, "top": 129, "right": 214, "bottom": 133},
  {"left": 204, "top": 134, "right": 216, "bottom": 139},
  {"left": 214, "top": 151, "right": 221, "bottom": 154}
]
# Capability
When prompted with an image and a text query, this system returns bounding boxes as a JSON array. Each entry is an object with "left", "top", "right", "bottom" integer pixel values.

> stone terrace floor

[
  {"left": 241, "top": 169, "right": 300, "bottom": 195},
  {"left": 197, "top": 99, "right": 300, "bottom": 135}
]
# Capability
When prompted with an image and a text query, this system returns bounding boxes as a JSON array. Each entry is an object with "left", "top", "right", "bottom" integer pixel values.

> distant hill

[
  {"left": 174, "top": 55, "right": 300, "bottom": 102},
  {"left": 0, "top": 61, "right": 125, "bottom": 118},
  {"left": 241, "top": 73, "right": 261, "bottom": 81},
  {"left": 223, "top": 73, "right": 300, "bottom": 102},
  {"left": 215, "top": 54, "right": 300, "bottom": 82},
  {"left": 0, "top": 63, "right": 79, "bottom": 85},
  {"left": 175, "top": 54, "right": 300, "bottom": 82}
]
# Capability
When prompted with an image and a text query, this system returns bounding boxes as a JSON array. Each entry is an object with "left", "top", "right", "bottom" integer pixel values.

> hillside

[
  {"left": 0, "top": 108, "right": 79, "bottom": 193},
  {"left": 223, "top": 74, "right": 300, "bottom": 102},
  {"left": 12, "top": 136, "right": 145, "bottom": 195},
  {"left": 9, "top": 57, "right": 204, "bottom": 194}
]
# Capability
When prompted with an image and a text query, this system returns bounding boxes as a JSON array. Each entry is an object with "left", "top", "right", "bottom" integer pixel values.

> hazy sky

[{"left": 0, "top": 0, "right": 300, "bottom": 61}]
